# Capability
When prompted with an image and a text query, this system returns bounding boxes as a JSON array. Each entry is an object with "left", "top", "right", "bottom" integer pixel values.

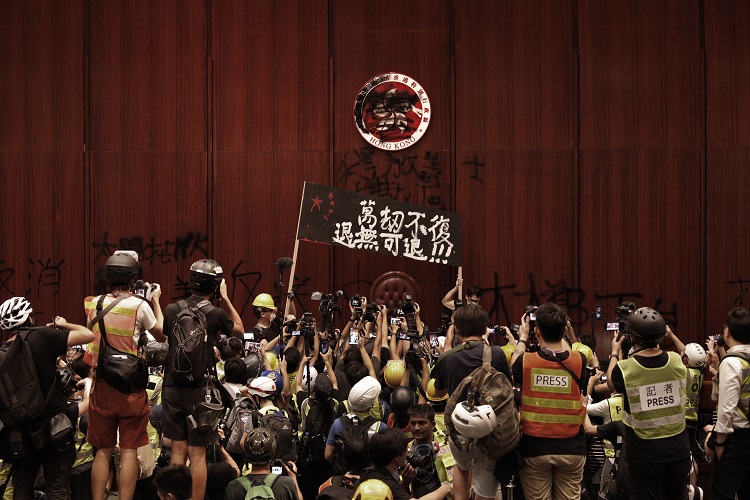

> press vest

[
  {"left": 520, "top": 352, "right": 586, "bottom": 438},
  {"left": 620, "top": 351, "right": 687, "bottom": 440},
  {"left": 603, "top": 394, "right": 623, "bottom": 458},
  {"left": 721, "top": 353, "right": 750, "bottom": 421},
  {"left": 147, "top": 420, "right": 161, "bottom": 462},
  {"left": 685, "top": 367, "right": 704, "bottom": 421},
  {"left": 84, "top": 294, "right": 143, "bottom": 368},
  {"left": 0, "top": 459, "right": 14, "bottom": 500}
]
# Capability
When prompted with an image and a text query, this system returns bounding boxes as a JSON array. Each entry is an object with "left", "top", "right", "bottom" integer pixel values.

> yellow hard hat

[
  {"left": 384, "top": 360, "right": 405, "bottom": 388},
  {"left": 501, "top": 344, "right": 515, "bottom": 364},
  {"left": 426, "top": 378, "right": 448, "bottom": 402},
  {"left": 265, "top": 351, "right": 279, "bottom": 371},
  {"left": 571, "top": 342, "right": 593, "bottom": 365},
  {"left": 252, "top": 293, "right": 275, "bottom": 309},
  {"left": 354, "top": 479, "right": 393, "bottom": 500}
]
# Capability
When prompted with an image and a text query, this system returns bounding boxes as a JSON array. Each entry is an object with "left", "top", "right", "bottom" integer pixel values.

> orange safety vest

[
  {"left": 83, "top": 294, "right": 142, "bottom": 368},
  {"left": 520, "top": 352, "right": 586, "bottom": 438}
]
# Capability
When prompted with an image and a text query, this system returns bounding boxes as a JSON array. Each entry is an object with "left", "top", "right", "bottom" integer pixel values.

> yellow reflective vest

[{"left": 620, "top": 351, "right": 687, "bottom": 440}]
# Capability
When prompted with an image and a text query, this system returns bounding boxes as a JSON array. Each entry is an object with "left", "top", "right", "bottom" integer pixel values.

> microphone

[
  {"left": 275, "top": 257, "right": 293, "bottom": 271},
  {"left": 334, "top": 290, "right": 344, "bottom": 298}
]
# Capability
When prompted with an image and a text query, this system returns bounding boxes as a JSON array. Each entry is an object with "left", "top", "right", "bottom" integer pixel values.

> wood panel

[
  {"left": 88, "top": 153, "right": 208, "bottom": 305},
  {"left": 705, "top": 149, "right": 750, "bottom": 333},
  {"left": 579, "top": 0, "right": 701, "bottom": 149},
  {"left": 455, "top": 150, "right": 578, "bottom": 328},
  {"left": 332, "top": 0, "right": 452, "bottom": 328},
  {"left": 705, "top": 0, "right": 750, "bottom": 147},
  {"left": 88, "top": 0, "right": 207, "bottom": 152},
  {"left": 212, "top": 152, "right": 331, "bottom": 325},
  {"left": 212, "top": 0, "right": 329, "bottom": 152},
  {"left": 455, "top": 0, "right": 577, "bottom": 151},
  {"left": 0, "top": 152, "right": 86, "bottom": 323},
  {"left": 0, "top": 0, "right": 84, "bottom": 151},
  {"left": 579, "top": 149, "right": 702, "bottom": 360}
]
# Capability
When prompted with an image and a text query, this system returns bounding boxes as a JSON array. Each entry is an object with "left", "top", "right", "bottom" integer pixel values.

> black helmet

[
  {"left": 188, "top": 259, "right": 223, "bottom": 293},
  {"left": 628, "top": 307, "right": 666, "bottom": 342},
  {"left": 390, "top": 386, "right": 416, "bottom": 416},
  {"left": 145, "top": 341, "right": 169, "bottom": 367},
  {"left": 57, "top": 366, "right": 77, "bottom": 395},
  {"left": 244, "top": 427, "right": 277, "bottom": 464},
  {"left": 244, "top": 352, "right": 263, "bottom": 380},
  {"left": 104, "top": 251, "right": 141, "bottom": 286}
]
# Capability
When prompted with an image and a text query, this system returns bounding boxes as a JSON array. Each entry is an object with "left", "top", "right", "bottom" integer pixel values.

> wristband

[
  {"left": 715, "top": 442, "right": 725, "bottom": 447},
  {"left": 609, "top": 353, "right": 619, "bottom": 359},
  {"left": 517, "top": 339, "right": 528, "bottom": 345}
]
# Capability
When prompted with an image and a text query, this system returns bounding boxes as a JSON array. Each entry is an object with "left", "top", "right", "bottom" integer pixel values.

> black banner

[{"left": 296, "top": 182, "right": 462, "bottom": 266}]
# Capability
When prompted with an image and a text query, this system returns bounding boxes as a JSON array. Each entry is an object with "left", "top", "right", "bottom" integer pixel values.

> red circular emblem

[{"left": 353, "top": 73, "right": 431, "bottom": 150}]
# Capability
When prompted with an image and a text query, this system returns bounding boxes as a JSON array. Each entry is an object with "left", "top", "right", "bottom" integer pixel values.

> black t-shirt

[
  {"left": 512, "top": 349, "right": 587, "bottom": 457},
  {"left": 163, "top": 295, "right": 235, "bottom": 387},
  {"left": 431, "top": 341, "right": 512, "bottom": 394},
  {"left": 205, "top": 461, "right": 239, "bottom": 500},
  {"left": 610, "top": 353, "right": 690, "bottom": 463},
  {"left": 4, "top": 327, "right": 72, "bottom": 422},
  {"left": 358, "top": 466, "right": 412, "bottom": 500}
]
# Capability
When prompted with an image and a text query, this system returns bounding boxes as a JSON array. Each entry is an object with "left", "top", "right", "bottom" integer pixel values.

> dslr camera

[
  {"left": 401, "top": 295, "right": 416, "bottom": 315},
  {"left": 131, "top": 280, "right": 155, "bottom": 299},
  {"left": 363, "top": 303, "right": 378, "bottom": 323},
  {"left": 615, "top": 302, "right": 637, "bottom": 340},
  {"left": 406, "top": 443, "right": 435, "bottom": 470}
]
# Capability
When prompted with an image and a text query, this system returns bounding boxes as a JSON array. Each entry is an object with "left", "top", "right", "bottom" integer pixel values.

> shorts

[
  {"left": 87, "top": 377, "right": 149, "bottom": 450},
  {"left": 448, "top": 437, "right": 498, "bottom": 498},
  {"left": 161, "top": 384, "right": 218, "bottom": 447}
]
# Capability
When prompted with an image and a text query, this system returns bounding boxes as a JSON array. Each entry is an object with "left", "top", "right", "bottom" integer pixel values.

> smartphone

[
  {"left": 606, "top": 322, "right": 619, "bottom": 331},
  {"left": 243, "top": 331, "right": 255, "bottom": 341},
  {"left": 292, "top": 330, "right": 301, "bottom": 337},
  {"left": 511, "top": 323, "right": 520, "bottom": 332},
  {"left": 320, "top": 339, "right": 329, "bottom": 354},
  {"left": 390, "top": 317, "right": 402, "bottom": 325},
  {"left": 595, "top": 305, "right": 602, "bottom": 320},
  {"left": 349, "top": 329, "right": 359, "bottom": 345},
  {"left": 429, "top": 334, "right": 438, "bottom": 347}
]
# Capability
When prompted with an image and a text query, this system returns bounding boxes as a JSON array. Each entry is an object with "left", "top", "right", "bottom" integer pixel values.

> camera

[
  {"left": 318, "top": 291, "right": 343, "bottom": 315},
  {"left": 131, "top": 280, "right": 154, "bottom": 299},
  {"left": 349, "top": 328, "right": 359, "bottom": 345},
  {"left": 525, "top": 305, "right": 538, "bottom": 323},
  {"left": 283, "top": 318, "right": 297, "bottom": 335},
  {"left": 391, "top": 317, "right": 402, "bottom": 326},
  {"left": 320, "top": 338, "right": 329, "bottom": 354},
  {"left": 615, "top": 302, "right": 636, "bottom": 339},
  {"left": 350, "top": 295, "right": 363, "bottom": 318},
  {"left": 401, "top": 295, "right": 416, "bottom": 315},
  {"left": 271, "top": 459, "right": 285, "bottom": 476},
  {"left": 363, "top": 303, "right": 377, "bottom": 323},
  {"left": 406, "top": 443, "right": 435, "bottom": 470}
]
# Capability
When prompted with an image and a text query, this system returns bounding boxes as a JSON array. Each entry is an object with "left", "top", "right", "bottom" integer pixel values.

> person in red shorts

[{"left": 83, "top": 251, "right": 165, "bottom": 500}]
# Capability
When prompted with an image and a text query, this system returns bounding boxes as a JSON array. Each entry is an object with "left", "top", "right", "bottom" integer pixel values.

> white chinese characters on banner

[{"left": 333, "top": 201, "right": 454, "bottom": 264}]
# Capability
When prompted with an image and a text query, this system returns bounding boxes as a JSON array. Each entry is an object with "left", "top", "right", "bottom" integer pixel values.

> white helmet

[
  {"left": 0, "top": 297, "right": 33, "bottom": 331},
  {"left": 300, "top": 365, "right": 318, "bottom": 391},
  {"left": 247, "top": 376, "right": 276, "bottom": 397},
  {"left": 349, "top": 376, "right": 381, "bottom": 412},
  {"left": 683, "top": 343, "right": 707, "bottom": 368},
  {"left": 451, "top": 402, "right": 496, "bottom": 439}
]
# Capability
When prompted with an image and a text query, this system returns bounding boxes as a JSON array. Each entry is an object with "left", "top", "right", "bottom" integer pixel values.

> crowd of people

[{"left": 0, "top": 251, "right": 748, "bottom": 500}]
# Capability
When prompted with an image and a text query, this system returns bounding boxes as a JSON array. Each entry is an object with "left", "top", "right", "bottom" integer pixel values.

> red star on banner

[{"left": 310, "top": 196, "right": 322, "bottom": 212}]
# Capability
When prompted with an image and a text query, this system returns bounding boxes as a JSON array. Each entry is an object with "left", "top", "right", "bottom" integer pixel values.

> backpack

[
  {"left": 316, "top": 475, "right": 357, "bottom": 500},
  {"left": 444, "top": 344, "right": 520, "bottom": 461},
  {"left": 237, "top": 473, "right": 279, "bottom": 500},
  {"left": 0, "top": 330, "right": 49, "bottom": 427},
  {"left": 223, "top": 396, "right": 258, "bottom": 456},
  {"left": 331, "top": 414, "right": 381, "bottom": 475},
  {"left": 298, "top": 398, "right": 338, "bottom": 467},
  {"left": 260, "top": 408, "right": 297, "bottom": 462},
  {"left": 170, "top": 300, "right": 214, "bottom": 384}
]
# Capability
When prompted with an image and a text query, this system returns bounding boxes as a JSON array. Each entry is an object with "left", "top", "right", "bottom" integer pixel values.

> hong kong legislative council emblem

[{"left": 353, "top": 73, "right": 431, "bottom": 151}]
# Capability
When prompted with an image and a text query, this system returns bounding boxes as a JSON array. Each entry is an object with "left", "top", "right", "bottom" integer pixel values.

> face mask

[{"left": 269, "top": 313, "right": 277, "bottom": 322}]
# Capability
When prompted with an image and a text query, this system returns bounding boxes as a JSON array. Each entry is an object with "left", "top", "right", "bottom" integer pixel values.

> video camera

[
  {"left": 615, "top": 301, "right": 637, "bottom": 340},
  {"left": 524, "top": 305, "right": 540, "bottom": 352},
  {"left": 318, "top": 291, "right": 343, "bottom": 315}
]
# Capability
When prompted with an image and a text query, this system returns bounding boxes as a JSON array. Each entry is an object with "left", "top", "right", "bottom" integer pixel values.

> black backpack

[
  {"left": 170, "top": 300, "right": 214, "bottom": 384},
  {"left": 331, "top": 414, "right": 380, "bottom": 475},
  {"left": 298, "top": 397, "right": 338, "bottom": 467},
  {"left": 222, "top": 395, "right": 257, "bottom": 456},
  {"left": 0, "top": 330, "right": 49, "bottom": 427},
  {"left": 316, "top": 475, "right": 357, "bottom": 500},
  {"left": 259, "top": 407, "right": 298, "bottom": 462}
]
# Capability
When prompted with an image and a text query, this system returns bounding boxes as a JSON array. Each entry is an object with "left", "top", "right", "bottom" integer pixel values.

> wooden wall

[{"left": 1, "top": 0, "right": 749, "bottom": 360}]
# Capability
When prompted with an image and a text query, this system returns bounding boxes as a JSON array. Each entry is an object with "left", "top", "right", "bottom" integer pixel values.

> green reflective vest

[
  {"left": 620, "top": 351, "right": 687, "bottom": 440},
  {"left": 685, "top": 367, "right": 704, "bottom": 421}
]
